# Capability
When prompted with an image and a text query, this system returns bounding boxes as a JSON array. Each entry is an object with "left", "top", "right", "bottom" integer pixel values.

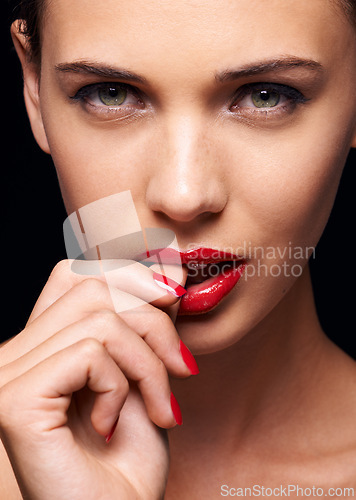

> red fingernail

[
  {"left": 105, "top": 417, "right": 119, "bottom": 444},
  {"left": 170, "top": 392, "right": 183, "bottom": 426},
  {"left": 179, "top": 340, "right": 199, "bottom": 375},
  {"left": 152, "top": 272, "right": 187, "bottom": 297}
]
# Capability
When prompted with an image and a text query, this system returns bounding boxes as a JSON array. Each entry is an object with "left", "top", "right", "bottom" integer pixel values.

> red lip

[
  {"left": 178, "top": 248, "right": 245, "bottom": 316},
  {"left": 179, "top": 248, "right": 246, "bottom": 315},
  {"left": 136, "top": 247, "right": 246, "bottom": 315}
]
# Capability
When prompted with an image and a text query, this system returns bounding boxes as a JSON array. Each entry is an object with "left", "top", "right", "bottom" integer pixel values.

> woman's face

[{"left": 21, "top": 0, "right": 356, "bottom": 353}]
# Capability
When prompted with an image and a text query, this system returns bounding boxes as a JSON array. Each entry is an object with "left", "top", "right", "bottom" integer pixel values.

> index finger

[{"left": 27, "top": 259, "right": 187, "bottom": 325}]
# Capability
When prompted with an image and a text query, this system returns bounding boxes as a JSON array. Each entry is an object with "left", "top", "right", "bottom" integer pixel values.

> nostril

[{"left": 147, "top": 193, "right": 227, "bottom": 223}]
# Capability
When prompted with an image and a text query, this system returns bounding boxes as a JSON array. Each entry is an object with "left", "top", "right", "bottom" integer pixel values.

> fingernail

[
  {"left": 170, "top": 392, "right": 183, "bottom": 426},
  {"left": 152, "top": 272, "right": 187, "bottom": 297},
  {"left": 179, "top": 340, "right": 199, "bottom": 375},
  {"left": 105, "top": 417, "right": 119, "bottom": 444}
]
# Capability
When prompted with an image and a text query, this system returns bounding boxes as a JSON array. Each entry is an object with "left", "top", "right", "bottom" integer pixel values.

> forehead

[{"left": 43, "top": 0, "right": 353, "bottom": 75}]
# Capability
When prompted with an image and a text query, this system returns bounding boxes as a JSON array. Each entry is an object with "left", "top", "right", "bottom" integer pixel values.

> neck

[{"left": 170, "top": 266, "right": 330, "bottom": 447}]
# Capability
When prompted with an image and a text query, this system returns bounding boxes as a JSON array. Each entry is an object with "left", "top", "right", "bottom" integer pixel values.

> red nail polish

[
  {"left": 179, "top": 340, "right": 199, "bottom": 375},
  {"left": 152, "top": 272, "right": 187, "bottom": 297},
  {"left": 105, "top": 417, "right": 119, "bottom": 444},
  {"left": 170, "top": 392, "right": 183, "bottom": 426}
]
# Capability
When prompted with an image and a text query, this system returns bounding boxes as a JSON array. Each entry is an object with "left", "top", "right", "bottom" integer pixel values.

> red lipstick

[
  {"left": 136, "top": 247, "right": 245, "bottom": 315},
  {"left": 177, "top": 248, "right": 245, "bottom": 315}
]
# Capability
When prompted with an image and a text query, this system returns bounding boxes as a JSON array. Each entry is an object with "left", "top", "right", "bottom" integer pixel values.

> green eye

[
  {"left": 98, "top": 86, "right": 127, "bottom": 106},
  {"left": 251, "top": 90, "right": 280, "bottom": 108}
]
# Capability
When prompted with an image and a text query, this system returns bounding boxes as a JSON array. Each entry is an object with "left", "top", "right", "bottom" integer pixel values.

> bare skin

[
  {"left": 168, "top": 270, "right": 356, "bottom": 496},
  {"left": 1, "top": 0, "right": 356, "bottom": 498}
]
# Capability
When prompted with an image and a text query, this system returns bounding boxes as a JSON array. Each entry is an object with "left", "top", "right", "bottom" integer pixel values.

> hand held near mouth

[{"left": 0, "top": 258, "right": 194, "bottom": 499}]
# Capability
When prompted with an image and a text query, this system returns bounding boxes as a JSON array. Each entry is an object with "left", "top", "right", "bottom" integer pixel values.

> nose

[{"left": 145, "top": 114, "right": 227, "bottom": 223}]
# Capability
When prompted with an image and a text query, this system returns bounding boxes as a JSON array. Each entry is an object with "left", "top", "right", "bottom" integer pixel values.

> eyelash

[
  {"left": 70, "top": 82, "right": 144, "bottom": 117},
  {"left": 70, "top": 81, "right": 308, "bottom": 120},
  {"left": 230, "top": 82, "right": 308, "bottom": 116}
]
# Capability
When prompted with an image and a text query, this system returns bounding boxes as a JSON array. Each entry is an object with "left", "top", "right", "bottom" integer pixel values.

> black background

[{"left": 2, "top": 3, "right": 356, "bottom": 356}]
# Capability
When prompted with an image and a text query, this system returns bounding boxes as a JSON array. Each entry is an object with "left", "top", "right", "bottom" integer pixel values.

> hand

[{"left": 0, "top": 260, "right": 195, "bottom": 499}]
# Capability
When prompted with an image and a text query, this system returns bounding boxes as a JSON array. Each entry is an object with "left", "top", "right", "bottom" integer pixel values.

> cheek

[
  {"left": 40, "top": 112, "right": 156, "bottom": 213},
  {"left": 223, "top": 119, "right": 351, "bottom": 251}
]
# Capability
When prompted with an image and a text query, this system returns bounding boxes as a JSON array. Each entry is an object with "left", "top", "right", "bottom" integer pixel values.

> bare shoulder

[{"left": 0, "top": 439, "right": 22, "bottom": 499}]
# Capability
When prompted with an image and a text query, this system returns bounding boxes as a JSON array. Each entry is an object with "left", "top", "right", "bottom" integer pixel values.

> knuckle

[
  {"left": 49, "top": 259, "right": 72, "bottom": 279},
  {"left": 76, "top": 337, "right": 105, "bottom": 358},
  {"left": 152, "top": 309, "right": 174, "bottom": 331},
  {"left": 140, "top": 308, "right": 175, "bottom": 337},
  {"left": 117, "top": 376, "right": 130, "bottom": 395},
  {"left": 0, "top": 384, "right": 16, "bottom": 428},
  {"left": 0, "top": 385, "right": 8, "bottom": 409},
  {"left": 85, "top": 309, "right": 121, "bottom": 331},
  {"left": 150, "top": 356, "right": 167, "bottom": 379},
  {"left": 46, "top": 260, "right": 76, "bottom": 291},
  {"left": 76, "top": 278, "right": 109, "bottom": 301},
  {"left": 138, "top": 356, "right": 168, "bottom": 393},
  {"left": 134, "top": 349, "right": 167, "bottom": 383}
]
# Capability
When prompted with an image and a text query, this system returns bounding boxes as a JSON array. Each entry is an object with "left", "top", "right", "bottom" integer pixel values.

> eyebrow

[
  {"left": 54, "top": 61, "right": 148, "bottom": 85},
  {"left": 216, "top": 57, "right": 324, "bottom": 82},
  {"left": 55, "top": 56, "right": 324, "bottom": 86}
]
